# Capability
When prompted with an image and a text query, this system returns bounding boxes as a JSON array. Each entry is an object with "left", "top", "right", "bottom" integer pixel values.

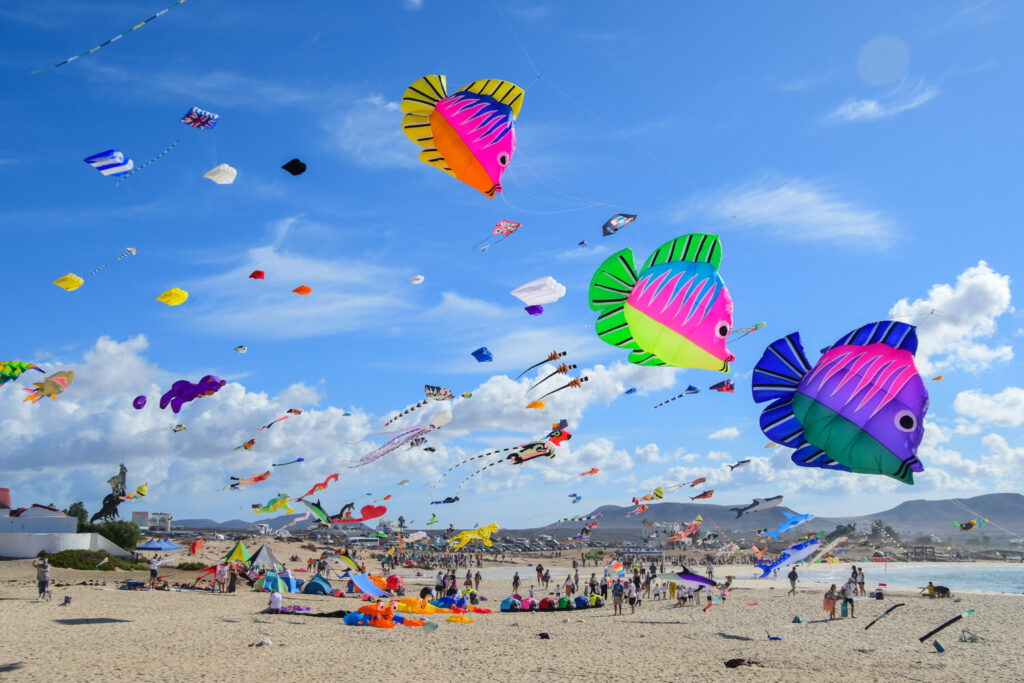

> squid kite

[
  {"left": 730, "top": 321, "right": 766, "bottom": 341},
  {"left": 384, "top": 384, "right": 454, "bottom": 427},
  {"left": 22, "top": 370, "right": 74, "bottom": 403},
  {"left": 448, "top": 522, "right": 499, "bottom": 551},
  {"left": 351, "top": 411, "right": 452, "bottom": 467},
  {"left": 160, "top": 375, "right": 225, "bottom": 413}
]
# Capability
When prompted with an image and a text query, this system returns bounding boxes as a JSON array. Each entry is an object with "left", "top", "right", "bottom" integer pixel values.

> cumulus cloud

[
  {"left": 708, "top": 427, "right": 740, "bottom": 440},
  {"left": 953, "top": 387, "right": 1024, "bottom": 427},
  {"left": 323, "top": 95, "right": 417, "bottom": 169},
  {"left": 889, "top": 261, "right": 1013, "bottom": 374},
  {"left": 675, "top": 176, "right": 891, "bottom": 245}
]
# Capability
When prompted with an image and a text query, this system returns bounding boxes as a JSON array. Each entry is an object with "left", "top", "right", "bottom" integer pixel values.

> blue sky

[{"left": 1, "top": 0, "right": 1021, "bottom": 531}]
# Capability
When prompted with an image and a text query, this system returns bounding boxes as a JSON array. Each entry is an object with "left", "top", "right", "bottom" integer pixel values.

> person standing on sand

[
  {"left": 33, "top": 557, "right": 50, "bottom": 601},
  {"left": 823, "top": 584, "right": 838, "bottom": 620},
  {"left": 626, "top": 579, "right": 638, "bottom": 614},
  {"left": 536, "top": 563, "right": 544, "bottom": 584},
  {"left": 474, "top": 571, "right": 482, "bottom": 591},
  {"left": 857, "top": 567, "right": 866, "bottom": 596},
  {"left": 149, "top": 555, "right": 163, "bottom": 589},
  {"left": 227, "top": 567, "right": 237, "bottom": 593},
  {"left": 512, "top": 571, "right": 521, "bottom": 594},
  {"left": 543, "top": 569, "right": 551, "bottom": 589},
  {"left": 216, "top": 564, "right": 228, "bottom": 592},
  {"left": 600, "top": 574, "right": 609, "bottom": 599},
  {"left": 787, "top": 567, "right": 798, "bottom": 595},
  {"left": 841, "top": 578, "right": 856, "bottom": 618},
  {"left": 612, "top": 579, "right": 624, "bottom": 615},
  {"left": 465, "top": 569, "right": 473, "bottom": 590}
]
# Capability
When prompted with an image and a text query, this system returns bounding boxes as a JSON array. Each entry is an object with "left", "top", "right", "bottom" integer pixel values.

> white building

[
  {"left": 0, "top": 503, "right": 129, "bottom": 559},
  {"left": 146, "top": 513, "right": 172, "bottom": 534},
  {"left": 132, "top": 511, "right": 150, "bottom": 528}
]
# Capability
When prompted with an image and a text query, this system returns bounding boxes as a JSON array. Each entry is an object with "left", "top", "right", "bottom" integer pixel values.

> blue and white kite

[{"left": 83, "top": 150, "right": 134, "bottom": 177}]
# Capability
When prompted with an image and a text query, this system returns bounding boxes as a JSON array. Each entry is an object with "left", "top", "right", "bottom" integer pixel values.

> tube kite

[
  {"left": 272, "top": 458, "right": 305, "bottom": 467},
  {"left": 0, "top": 362, "right": 43, "bottom": 388},
  {"left": 259, "top": 408, "right": 302, "bottom": 430},
  {"left": 864, "top": 603, "right": 905, "bottom": 630},
  {"left": 919, "top": 610, "right": 974, "bottom": 642},
  {"left": 401, "top": 75, "right": 524, "bottom": 198},
  {"left": 297, "top": 473, "right": 339, "bottom": 500},
  {"left": 589, "top": 233, "right": 735, "bottom": 370},
  {"left": 752, "top": 321, "right": 928, "bottom": 484},
  {"left": 229, "top": 471, "right": 270, "bottom": 490}
]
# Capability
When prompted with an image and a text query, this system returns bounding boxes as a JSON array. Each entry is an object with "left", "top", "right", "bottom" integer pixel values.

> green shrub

[
  {"left": 43, "top": 550, "right": 146, "bottom": 571},
  {"left": 78, "top": 520, "right": 142, "bottom": 550},
  {"left": 175, "top": 561, "right": 207, "bottom": 571}
]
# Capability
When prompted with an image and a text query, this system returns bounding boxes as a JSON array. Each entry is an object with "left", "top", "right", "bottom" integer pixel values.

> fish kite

[
  {"left": 752, "top": 321, "right": 928, "bottom": 484},
  {"left": 298, "top": 499, "right": 330, "bottom": 524},
  {"left": 384, "top": 385, "right": 454, "bottom": 427},
  {"left": 448, "top": 522, "right": 499, "bottom": 551},
  {"left": 730, "top": 496, "right": 783, "bottom": 518},
  {"left": 272, "top": 458, "right": 305, "bottom": 467},
  {"left": 160, "top": 375, "right": 225, "bottom": 413},
  {"left": 31, "top": 0, "right": 189, "bottom": 73},
  {"left": 234, "top": 439, "right": 256, "bottom": 452},
  {"left": 578, "top": 468, "right": 600, "bottom": 477},
  {"left": 690, "top": 490, "right": 714, "bottom": 501},
  {"left": 602, "top": 213, "right": 637, "bottom": 236},
  {"left": 728, "top": 459, "right": 750, "bottom": 471},
  {"left": 431, "top": 496, "right": 460, "bottom": 505},
  {"left": 473, "top": 220, "right": 521, "bottom": 251},
  {"left": 755, "top": 537, "right": 821, "bottom": 578},
  {"left": 510, "top": 276, "right": 566, "bottom": 315},
  {"left": 229, "top": 470, "right": 271, "bottom": 490},
  {"left": 258, "top": 408, "right": 302, "bottom": 430},
  {"left": 762, "top": 511, "right": 814, "bottom": 541},
  {"left": 254, "top": 494, "right": 292, "bottom": 515},
  {"left": 0, "top": 362, "right": 43, "bottom": 388},
  {"left": 954, "top": 518, "right": 986, "bottom": 531},
  {"left": 653, "top": 385, "right": 700, "bottom": 408},
  {"left": 471, "top": 347, "right": 493, "bottom": 362},
  {"left": 626, "top": 504, "right": 649, "bottom": 517},
  {"left": 22, "top": 370, "right": 74, "bottom": 403},
  {"left": 588, "top": 233, "right": 735, "bottom": 371},
  {"left": 401, "top": 75, "right": 524, "bottom": 198},
  {"left": 709, "top": 379, "right": 735, "bottom": 393}
]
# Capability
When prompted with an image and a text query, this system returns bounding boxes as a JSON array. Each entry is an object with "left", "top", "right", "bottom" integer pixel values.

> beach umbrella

[{"left": 136, "top": 538, "right": 184, "bottom": 551}]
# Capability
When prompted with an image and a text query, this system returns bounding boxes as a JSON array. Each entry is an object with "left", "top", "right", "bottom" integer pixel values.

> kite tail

[
  {"left": 21, "top": 387, "right": 42, "bottom": 403},
  {"left": 115, "top": 140, "right": 180, "bottom": 185},
  {"left": 432, "top": 446, "right": 517, "bottom": 488},
  {"left": 87, "top": 248, "right": 136, "bottom": 276},
  {"left": 536, "top": 376, "right": 588, "bottom": 401},
  {"left": 515, "top": 350, "right": 567, "bottom": 380},
  {"left": 455, "top": 459, "right": 505, "bottom": 491},
  {"left": 383, "top": 399, "right": 429, "bottom": 427}
]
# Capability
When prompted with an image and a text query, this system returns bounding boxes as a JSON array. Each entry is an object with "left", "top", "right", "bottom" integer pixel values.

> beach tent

[
  {"left": 248, "top": 544, "right": 282, "bottom": 571},
  {"left": 253, "top": 571, "right": 299, "bottom": 593},
  {"left": 222, "top": 540, "right": 250, "bottom": 565},
  {"left": 347, "top": 572, "right": 388, "bottom": 598},
  {"left": 137, "top": 538, "right": 184, "bottom": 551},
  {"left": 303, "top": 574, "right": 332, "bottom": 595}
]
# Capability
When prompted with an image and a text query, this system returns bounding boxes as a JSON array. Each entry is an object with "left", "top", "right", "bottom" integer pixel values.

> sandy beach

[{"left": 1, "top": 540, "right": 1020, "bottom": 682}]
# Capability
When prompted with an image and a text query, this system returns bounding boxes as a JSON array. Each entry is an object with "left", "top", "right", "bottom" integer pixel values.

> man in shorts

[
  {"left": 612, "top": 579, "right": 624, "bottom": 615},
  {"left": 33, "top": 557, "right": 51, "bottom": 601},
  {"left": 149, "top": 555, "right": 163, "bottom": 589},
  {"left": 841, "top": 578, "right": 857, "bottom": 617},
  {"left": 627, "top": 579, "right": 638, "bottom": 614}
]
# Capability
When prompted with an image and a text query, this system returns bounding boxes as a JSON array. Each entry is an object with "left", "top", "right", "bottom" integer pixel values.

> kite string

[{"left": 951, "top": 498, "right": 1020, "bottom": 538}]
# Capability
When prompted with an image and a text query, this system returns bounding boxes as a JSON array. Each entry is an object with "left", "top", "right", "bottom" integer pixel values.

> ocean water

[{"left": 797, "top": 562, "right": 1024, "bottom": 594}]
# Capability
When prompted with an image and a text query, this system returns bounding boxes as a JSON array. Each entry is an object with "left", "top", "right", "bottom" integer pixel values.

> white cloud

[
  {"left": 404, "top": 0, "right": 423, "bottom": 9},
  {"left": 827, "top": 78, "right": 938, "bottom": 123},
  {"left": 889, "top": 260, "right": 1013, "bottom": 374},
  {"left": 634, "top": 444, "right": 666, "bottom": 464},
  {"left": 708, "top": 427, "right": 740, "bottom": 440},
  {"left": 676, "top": 176, "right": 891, "bottom": 245},
  {"left": 954, "top": 387, "right": 1024, "bottom": 427},
  {"left": 323, "top": 95, "right": 417, "bottom": 169}
]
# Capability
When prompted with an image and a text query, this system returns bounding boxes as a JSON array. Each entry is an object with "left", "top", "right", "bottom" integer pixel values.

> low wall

[{"left": 0, "top": 533, "right": 131, "bottom": 559}]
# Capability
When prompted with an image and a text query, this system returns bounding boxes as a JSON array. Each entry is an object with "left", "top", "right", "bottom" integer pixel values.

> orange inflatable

[{"left": 356, "top": 602, "right": 425, "bottom": 628}]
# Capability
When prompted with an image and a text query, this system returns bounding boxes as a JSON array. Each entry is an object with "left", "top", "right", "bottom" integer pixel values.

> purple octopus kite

[{"left": 159, "top": 375, "right": 226, "bottom": 414}]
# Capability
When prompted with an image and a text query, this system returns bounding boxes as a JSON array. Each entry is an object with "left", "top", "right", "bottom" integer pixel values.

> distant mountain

[{"left": 811, "top": 493, "right": 1024, "bottom": 537}]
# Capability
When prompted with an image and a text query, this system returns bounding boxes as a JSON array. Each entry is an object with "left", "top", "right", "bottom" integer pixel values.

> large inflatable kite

[
  {"left": 401, "top": 75, "right": 524, "bottom": 198},
  {"left": 1, "top": 361, "right": 42, "bottom": 388},
  {"left": 160, "top": 375, "right": 226, "bottom": 413},
  {"left": 229, "top": 470, "right": 270, "bottom": 490},
  {"left": 762, "top": 511, "right": 814, "bottom": 540},
  {"left": 752, "top": 321, "right": 928, "bottom": 484},
  {"left": 352, "top": 411, "right": 452, "bottom": 468},
  {"left": 511, "top": 276, "right": 565, "bottom": 315},
  {"left": 254, "top": 494, "right": 293, "bottom": 515},
  {"left": 755, "top": 537, "right": 821, "bottom": 578},
  {"left": 588, "top": 233, "right": 735, "bottom": 371},
  {"left": 730, "top": 496, "right": 783, "bottom": 518},
  {"left": 22, "top": 370, "right": 74, "bottom": 403},
  {"left": 448, "top": 522, "right": 499, "bottom": 551}
]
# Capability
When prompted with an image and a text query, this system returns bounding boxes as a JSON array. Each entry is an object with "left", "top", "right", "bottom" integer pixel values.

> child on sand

[
  {"left": 823, "top": 584, "right": 838, "bottom": 620},
  {"left": 33, "top": 557, "right": 50, "bottom": 601}
]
